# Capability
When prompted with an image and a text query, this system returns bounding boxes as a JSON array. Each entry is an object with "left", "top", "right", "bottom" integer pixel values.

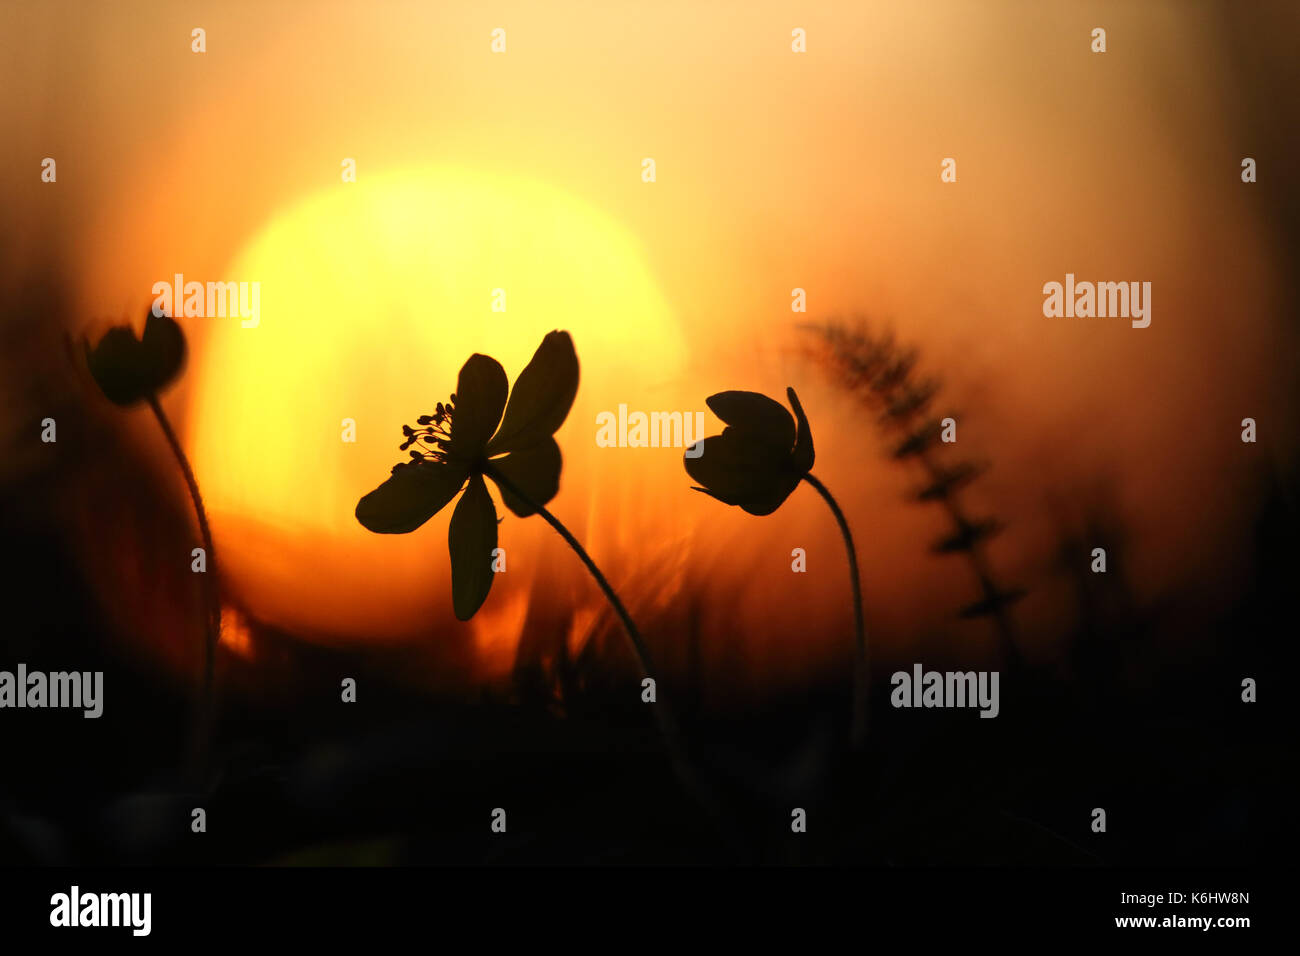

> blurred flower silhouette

[
  {"left": 356, "top": 330, "right": 577, "bottom": 620},
  {"left": 685, "top": 386, "right": 870, "bottom": 748},
  {"left": 83, "top": 310, "right": 217, "bottom": 778},
  {"left": 84, "top": 310, "right": 186, "bottom": 405}
]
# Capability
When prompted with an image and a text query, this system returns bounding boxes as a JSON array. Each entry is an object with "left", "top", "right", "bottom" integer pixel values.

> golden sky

[{"left": 2, "top": 0, "right": 1295, "bottom": 691}]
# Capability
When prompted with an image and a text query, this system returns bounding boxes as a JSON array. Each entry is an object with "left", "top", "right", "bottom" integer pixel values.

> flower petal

[
  {"left": 86, "top": 327, "right": 150, "bottom": 405},
  {"left": 139, "top": 312, "right": 187, "bottom": 391},
  {"left": 787, "top": 386, "right": 815, "bottom": 473},
  {"left": 448, "top": 473, "right": 498, "bottom": 620},
  {"left": 485, "top": 331, "right": 579, "bottom": 456},
  {"left": 487, "top": 437, "right": 562, "bottom": 517},
  {"left": 705, "top": 391, "right": 796, "bottom": 454},
  {"left": 355, "top": 460, "right": 468, "bottom": 534},
  {"left": 449, "top": 353, "right": 508, "bottom": 457},
  {"left": 683, "top": 432, "right": 801, "bottom": 516}
]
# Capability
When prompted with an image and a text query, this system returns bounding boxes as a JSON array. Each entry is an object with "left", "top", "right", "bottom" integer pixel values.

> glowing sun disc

[{"left": 188, "top": 168, "right": 685, "bottom": 644}]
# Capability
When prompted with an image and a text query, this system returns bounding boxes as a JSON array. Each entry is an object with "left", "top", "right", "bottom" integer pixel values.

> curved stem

[
  {"left": 147, "top": 394, "right": 218, "bottom": 769},
  {"left": 490, "top": 476, "right": 657, "bottom": 682},
  {"left": 802, "top": 472, "right": 868, "bottom": 749},
  {"left": 482, "top": 464, "right": 720, "bottom": 819}
]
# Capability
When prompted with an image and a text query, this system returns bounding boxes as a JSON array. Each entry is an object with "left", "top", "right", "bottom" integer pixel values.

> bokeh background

[{"left": 0, "top": 0, "right": 1292, "bottom": 864}]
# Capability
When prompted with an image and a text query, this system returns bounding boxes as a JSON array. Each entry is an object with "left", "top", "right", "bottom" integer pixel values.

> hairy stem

[
  {"left": 147, "top": 394, "right": 218, "bottom": 771},
  {"left": 802, "top": 472, "right": 868, "bottom": 748}
]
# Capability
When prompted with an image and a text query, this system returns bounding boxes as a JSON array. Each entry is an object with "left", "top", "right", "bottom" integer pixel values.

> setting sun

[
  {"left": 188, "top": 168, "right": 686, "bottom": 642},
  {"left": 1, "top": 0, "right": 1286, "bottom": 882}
]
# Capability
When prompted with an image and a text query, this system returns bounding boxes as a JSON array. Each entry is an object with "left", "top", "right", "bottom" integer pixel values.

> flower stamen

[{"left": 399, "top": 393, "right": 457, "bottom": 464}]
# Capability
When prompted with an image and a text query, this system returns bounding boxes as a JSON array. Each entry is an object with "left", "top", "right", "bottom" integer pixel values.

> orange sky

[{"left": 2, "top": 0, "right": 1295, "bottom": 692}]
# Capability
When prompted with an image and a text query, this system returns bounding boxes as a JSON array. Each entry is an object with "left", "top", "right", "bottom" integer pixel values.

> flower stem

[
  {"left": 802, "top": 472, "right": 868, "bottom": 749},
  {"left": 482, "top": 464, "right": 720, "bottom": 818},
  {"left": 492, "top": 477, "right": 656, "bottom": 681},
  {"left": 147, "top": 394, "right": 218, "bottom": 774}
]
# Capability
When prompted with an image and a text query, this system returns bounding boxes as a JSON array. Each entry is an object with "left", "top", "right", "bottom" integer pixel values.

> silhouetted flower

[
  {"left": 356, "top": 331, "right": 578, "bottom": 620},
  {"left": 360, "top": 331, "right": 703, "bottom": 797},
  {"left": 684, "top": 384, "right": 870, "bottom": 748},
  {"left": 84, "top": 311, "right": 186, "bottom": 406},
  {"left": 81, "top": 309, "right": 217, "bottom": 771},
  {"left": 684, "top": 388, "right": 814, "bottom": 515}
]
